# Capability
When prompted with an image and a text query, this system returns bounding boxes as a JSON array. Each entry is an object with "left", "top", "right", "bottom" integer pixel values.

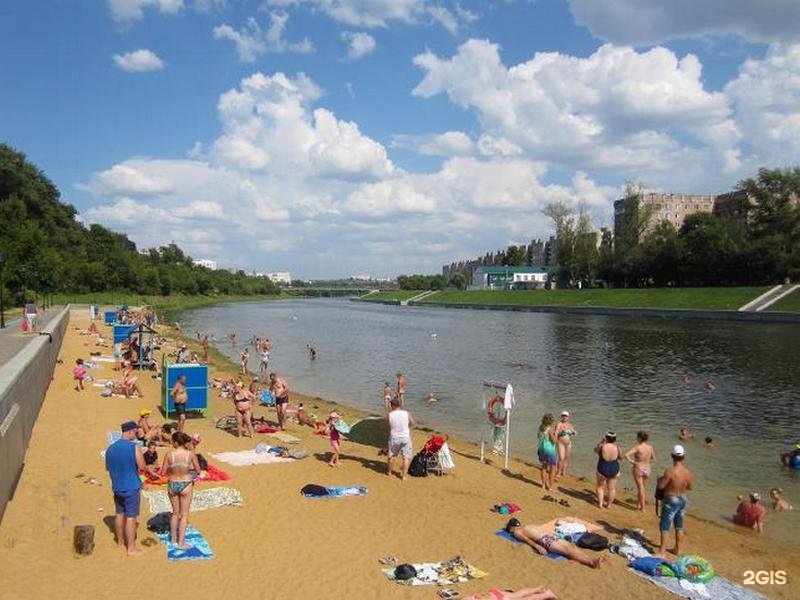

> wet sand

[{"left": 0, "top": 310, "right": 797, "bottom": 600}]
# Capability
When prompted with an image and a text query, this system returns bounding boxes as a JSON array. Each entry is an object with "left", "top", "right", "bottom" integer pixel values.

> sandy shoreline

[{"left": 0, "top": 309, "right": 797, "bottom": 600}]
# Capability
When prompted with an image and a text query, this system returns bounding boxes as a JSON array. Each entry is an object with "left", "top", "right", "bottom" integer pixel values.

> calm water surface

[{"left": 180, "top": 298, "right": 800, "bottom": 541}]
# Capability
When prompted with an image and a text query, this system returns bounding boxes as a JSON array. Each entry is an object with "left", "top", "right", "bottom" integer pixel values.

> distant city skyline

[{"left": 1, "top": 1, "right": 799, "bottom": 278}]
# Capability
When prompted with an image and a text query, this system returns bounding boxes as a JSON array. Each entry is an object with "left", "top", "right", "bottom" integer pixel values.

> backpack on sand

[{"left": 408, "top": 451, "right": 428, "bottom": 477}]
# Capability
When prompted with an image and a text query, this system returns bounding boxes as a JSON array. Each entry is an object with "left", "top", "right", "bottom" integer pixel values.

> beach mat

[
  {"left": 143, "top": 487, "right": 244, "bottom": 514},
  {"left": 155, "top": 525, "right": 213, "bottom": 561},
  {"left": 381, "top": 559, "right": 487, "bottom": 586},
  {"left": 494, "top": 530, "right": 565, "bottom": 560},
  {"left": 302, "top": 485, "right": 367, "bottom": 499},
  {"left": 630, "top": 569, "right": 769, "bottom": 600},
  {"left": 211, "top": 449, "right": 294, "bottom": 466},
  {"left": 268, "top": 432, "right": 301, "bottom": 444}
]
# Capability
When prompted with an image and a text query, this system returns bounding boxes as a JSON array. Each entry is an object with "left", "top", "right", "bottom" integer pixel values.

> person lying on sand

[
  {"left": 504, "top": 519, "right": 606, "bottom": 569},
  {"left": 462, "top": 588, "right": 557, "bottom": 600}
]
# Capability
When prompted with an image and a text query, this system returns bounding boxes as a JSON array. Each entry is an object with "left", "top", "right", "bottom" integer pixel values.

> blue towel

[
  {"left": 630, "top": 569, "right": 769, "bottom": 600},
  {"left": 303, "top": 485, "right": 368, "bottom": 498},
  {"left": 260, "top": 390, "right": 275, "bottom": 406},
  {"left": 156, "top": 525, "right": 213, "bottom": 561},
  {"left": 494, "top": 529, "right": 565, "bottom": 560}
]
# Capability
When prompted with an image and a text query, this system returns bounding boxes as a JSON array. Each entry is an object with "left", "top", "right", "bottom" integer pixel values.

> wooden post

[{"left": 73, "top": 524, "right": 95, "bottom": 555}]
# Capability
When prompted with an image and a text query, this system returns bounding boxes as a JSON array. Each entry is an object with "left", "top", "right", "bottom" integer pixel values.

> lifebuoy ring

[
  {"left": 674, "top": 555, "right": 715, "bottom": 583},
  {"left": 487, "top": 395, "right": 507, "bottom": 427}
]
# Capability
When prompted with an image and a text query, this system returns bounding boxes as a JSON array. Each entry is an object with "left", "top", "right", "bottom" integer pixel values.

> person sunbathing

[
  {"left": 504, "top": 519, "right": 606, "bottom": 569},
  {"left": 462, "top": 587, "right": 557, "bottom": 600},
  {"left": 138, "top": 409, "right": 172, "bottom": 445}
]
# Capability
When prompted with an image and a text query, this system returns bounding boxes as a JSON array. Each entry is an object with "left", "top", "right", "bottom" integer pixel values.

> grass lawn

[
  {"left": 417, "top": 287, "right": 771, "bottom": 310},
  {"left": 359, "top": 290, "right": 424, "bottom": 302},
  {"left": 767, "top": 288, "right": 800, "bottom": 312},
  {"left": 50, "top": 292, "right": 286, "bottom": 313}
]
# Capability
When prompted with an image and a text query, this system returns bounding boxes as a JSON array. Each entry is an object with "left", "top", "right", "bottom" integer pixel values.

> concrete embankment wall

[
  {"left": 0, "top": 306, "right": 70, "bottom": 522},
  {"left": 407, "top": 302, "right": 800, "bottom": 324}
]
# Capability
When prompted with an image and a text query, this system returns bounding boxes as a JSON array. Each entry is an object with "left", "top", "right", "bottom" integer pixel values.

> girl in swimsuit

[
  {"left": 624, "top": 430, "right": 656, "bottom": 511},
  {"left": 162, "top": 431, "right": 201, "bottom": 549},
  {"left": 536, "top": 414, "right": 558, "bottom": 491},
  {"left": 595, "top": 432, "right": 621, "bottom": 509},
  {"left": 554, "top": 411, "right": 577, "bottom": 479},
  {"left": 462, "top": 587, "right": 558, "bottom": 600}
]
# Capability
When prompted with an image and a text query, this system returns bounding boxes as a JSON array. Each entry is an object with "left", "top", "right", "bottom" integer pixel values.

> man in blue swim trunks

[
  {"left": 655, "top": 444, "right": 694, "bottom": 557},
  {"left": 105, "top": 421, "right": 145, "bottom": 556}
]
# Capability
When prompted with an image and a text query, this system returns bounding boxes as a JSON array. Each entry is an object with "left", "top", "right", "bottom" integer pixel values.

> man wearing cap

[
  {"left": 655, "top": 444, "right": 694, "bottom": 557},
  {"left": 733, "top": 493, "right": 766, "bottom": 533},
  {"left": 105, "top": 421, "right": 146, "bottom": 556},
  {"left": 176, "top": 344, "right": 189, "bottom": 364}
]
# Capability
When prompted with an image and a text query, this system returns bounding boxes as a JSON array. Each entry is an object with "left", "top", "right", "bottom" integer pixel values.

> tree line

[
  {"left": 543, "top": 167, "right": 800, "bottom": 287},
  {"left": 0, "top": 144, "right": 280, "bottom": 304}
]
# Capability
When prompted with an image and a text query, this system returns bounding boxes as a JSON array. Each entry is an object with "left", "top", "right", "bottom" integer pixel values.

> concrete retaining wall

[
  {"left": 407, "top": 301, "right": 800, "bottom": 324},
  {"left": 0, "top": 306, "right": 70, "bottom": 522}
]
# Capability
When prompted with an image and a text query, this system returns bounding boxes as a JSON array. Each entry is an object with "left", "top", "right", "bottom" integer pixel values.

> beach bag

[
  {"left": 394, "top": 564, "right": 417, "bottom": 581},
  {"left": 576, "top": 532, "right": 608, "bottom": 551},
  {"left": 146, "top": 512, "right": 171, "bottom": 534},
  {"left": 301, "top": 484, "right": 329, "bottom": 498},
  {"left": 408, "top": 451, "right": 428, "bottom": 477},
  {"left": 630, "top": 556, "right": 675, "bottom": 577}
]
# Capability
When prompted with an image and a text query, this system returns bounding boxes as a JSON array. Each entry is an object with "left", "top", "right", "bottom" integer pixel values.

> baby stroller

[{"left": 422, "top": 434, "right": 448, "bottom": 476}]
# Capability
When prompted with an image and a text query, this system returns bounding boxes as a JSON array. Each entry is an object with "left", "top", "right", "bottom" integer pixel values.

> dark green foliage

[{"left": 0, "top": 144, "right": 280, "bottom": 303}]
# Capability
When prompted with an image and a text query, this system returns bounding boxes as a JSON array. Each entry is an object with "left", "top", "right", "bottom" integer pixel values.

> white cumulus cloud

[
  {"left": 341, "top": 31, "right": 376, "bottom": 59},
  {"left": 567, "top": 0, "right": 800, "bottom": 45},
  {"left": 108, "top": 0, "right": 184, "bottom": 24},
  {"left": 213, "top": 13, "right": 314, "bottom": 62},
  {"left": 112, "top": 49, "right": 165, "bottom": 72}
]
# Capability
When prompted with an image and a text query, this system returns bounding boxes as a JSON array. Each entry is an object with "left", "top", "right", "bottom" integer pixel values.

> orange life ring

[{"left": 487, "top": 395, "right": 507, "bottom": 426}]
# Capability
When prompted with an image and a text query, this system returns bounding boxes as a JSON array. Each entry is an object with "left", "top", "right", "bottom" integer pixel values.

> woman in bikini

[
  {"left": 624, "top": 430, "right": 656, "bottom": 511},
  {"left": 554, "top": 410, "right": 576, "bottom": 479},
  {"left": 232, "top": 384, "right": 255, "bottom": 438},
  {"left": 161, "top": 431, "right": 201, "bottom": 549},
  {"left": 462, "top": 587, "right": 557, "bottom": 600},
  {"left": 595, "top": 432, "right": 621, "bottom": 509}
]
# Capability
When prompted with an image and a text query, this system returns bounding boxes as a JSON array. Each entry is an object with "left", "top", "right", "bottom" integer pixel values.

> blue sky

[{"left": 1, "top": 1, "right": 799, "bottom": 279}]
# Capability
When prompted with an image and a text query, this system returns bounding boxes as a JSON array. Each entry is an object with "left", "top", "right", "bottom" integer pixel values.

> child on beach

[
  {"left": 327, "top": 412, "right": 341, "bottom": 467},
  {"left": 143, "top": 441, "right": 160, "bottom": 479},
  {"left": 74, "top": 359, "right": 87, "bottom": 391}
]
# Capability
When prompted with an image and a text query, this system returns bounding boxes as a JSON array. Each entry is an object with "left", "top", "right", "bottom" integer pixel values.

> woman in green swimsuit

[
  {"left": 537, "top": 414, "right": 559, "bottom": 491},
  {"left": 161, "top": 431, "right": 201, "bottom": 549},
  {"left": 555, "top": 411, "right": 577, "bottom": 479}
]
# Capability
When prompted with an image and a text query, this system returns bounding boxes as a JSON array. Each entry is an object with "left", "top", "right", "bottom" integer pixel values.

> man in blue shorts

[
  {"left": 655, "top": 444, "right": 694, "bottom": 557},
  {"left": 105, "top": 420, "right": 145, "bottom": 556}
]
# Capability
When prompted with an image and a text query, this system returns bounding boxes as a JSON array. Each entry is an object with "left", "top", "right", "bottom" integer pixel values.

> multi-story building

[
  {"left": 193, "top": 259, "right": 217, "bottom": 270},
  {"left": 614, "top": 192, "right": 716, "bottom": 241}
]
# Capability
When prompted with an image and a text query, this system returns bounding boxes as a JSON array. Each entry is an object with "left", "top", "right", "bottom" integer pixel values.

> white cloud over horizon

[
  {"left": 108, "top": 0, "right": 184, "bottom": 24},
  {"left": 112, "top": 48, "right": 165, "bottom": 71},
  {"left": 80, "top": 38, "right": 800, "bottom": 276}
]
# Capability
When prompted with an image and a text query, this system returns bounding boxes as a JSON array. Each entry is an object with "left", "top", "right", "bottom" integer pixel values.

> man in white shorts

[{"left": 387, "top": 397, "right": 415, "bottom": 480}]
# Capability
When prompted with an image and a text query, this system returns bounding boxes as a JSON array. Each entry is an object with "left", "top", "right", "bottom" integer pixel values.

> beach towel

[
  {"left": 381, "top": 557, "right": 487, "bottom": 586},
  {"left": 630, "top": 569, "right": 769, "bottom": 600},
  {"left": 268, "top": 432, "right": 301, "bottom": 444},
  {"left": 155, "top": 525, "right": 213, "bottom": 561},
  {"left": 211, "top": 449, "right": 294, "bottom": 466},
  {"left": 302, "top": 485, "right": 367, "bottom": 498},
  {"left": 92, "top": 356, "right": 118, "bottom": 363},
  {"left": 107, "top": 431, "right": 122, "bottom": 444},
  {"left": 494, "top": 530, "right": 565, "bottom": 560},
  {"left": 255, "top": 423, "right": 278, "bottom": 434},
  {"left": 142, "top": 487, "right": 244, "bottom": 514},
  {"left": 144, "top": 465, "right": 231, "bottom": 486}
]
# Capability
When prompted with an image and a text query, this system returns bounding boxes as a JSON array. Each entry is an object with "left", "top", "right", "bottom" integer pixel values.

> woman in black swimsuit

[{"left": 595, "top": 432, "right": 621, "bottom": 509}]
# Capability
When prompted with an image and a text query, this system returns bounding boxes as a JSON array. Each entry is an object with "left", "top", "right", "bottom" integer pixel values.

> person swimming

[
  {"left": 770, "top": 488, "right": 793, "bottom": 511},
  {"left": 679, "top": 426, "right": 694, "bottom": 441}
]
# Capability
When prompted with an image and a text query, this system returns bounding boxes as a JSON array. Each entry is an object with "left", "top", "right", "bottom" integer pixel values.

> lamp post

[{"left": 0, "top": 253, "right": 5, "bottom": 329}]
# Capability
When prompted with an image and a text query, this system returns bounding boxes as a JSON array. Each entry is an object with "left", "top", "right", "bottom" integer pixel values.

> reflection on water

[{"left": 180, "top": 298, "right": 800, "bottom": 540}]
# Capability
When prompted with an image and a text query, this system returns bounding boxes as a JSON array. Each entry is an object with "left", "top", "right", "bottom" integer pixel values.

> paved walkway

[{"left": 0, "top": 307, "right": 64, "bottom": 369}]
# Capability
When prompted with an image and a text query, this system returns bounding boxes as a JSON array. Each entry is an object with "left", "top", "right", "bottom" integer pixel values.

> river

[{"left": 178, "top": 297, "right": 800, "bottom": 541}]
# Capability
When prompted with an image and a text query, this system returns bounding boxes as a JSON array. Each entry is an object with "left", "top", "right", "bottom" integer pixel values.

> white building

[
  {"left": 193, "top": 259, "right": 217, "bottom": 270},
  {"left": 265, "top": 272, "right": 292, "bottom": 284}
]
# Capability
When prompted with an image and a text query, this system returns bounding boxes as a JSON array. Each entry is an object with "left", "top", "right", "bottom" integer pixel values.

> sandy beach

[{"left": 0, "top": 309, "right": 797, "bottom": 600}]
